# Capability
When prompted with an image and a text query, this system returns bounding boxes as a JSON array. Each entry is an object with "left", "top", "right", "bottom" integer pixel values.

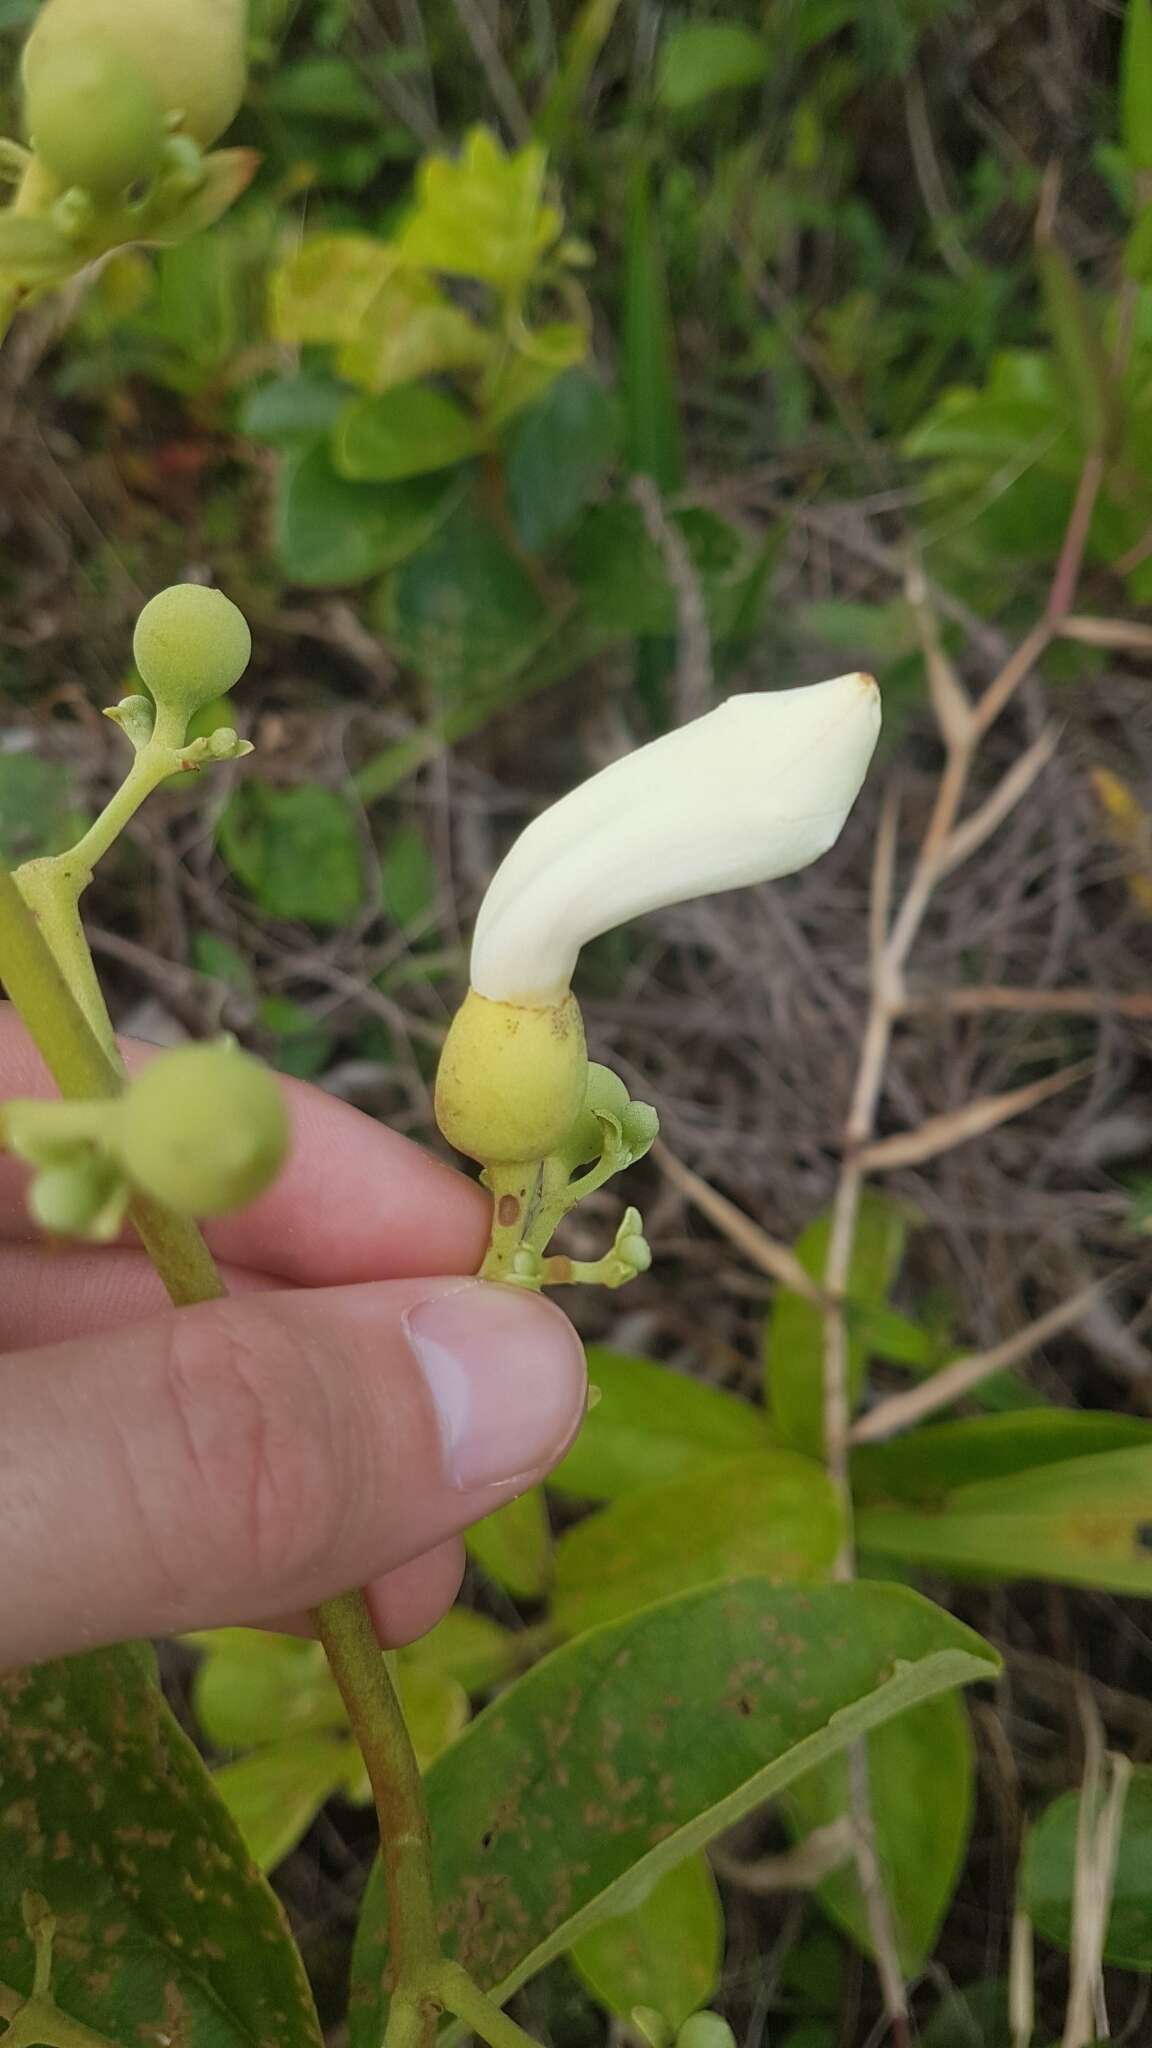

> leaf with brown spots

[
  {"left": 0, "top": 1645, "right": 322, "bottom": 2048},
  {"left": 858, "top": 1444, "right": 1152, "bottom": 1593},
  {"left": 348, "top": 1580, "right": 997, "bottom": 2046}
]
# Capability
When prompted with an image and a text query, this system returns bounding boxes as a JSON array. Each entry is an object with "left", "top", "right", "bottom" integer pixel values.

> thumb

[{"left": 1, "top": 1279, "right": 586, "bottom": 1670}]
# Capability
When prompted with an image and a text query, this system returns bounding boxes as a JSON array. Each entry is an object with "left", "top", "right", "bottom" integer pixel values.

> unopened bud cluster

[{"left": 2, "top": 1043, "right": 289, "bottom": 1241}]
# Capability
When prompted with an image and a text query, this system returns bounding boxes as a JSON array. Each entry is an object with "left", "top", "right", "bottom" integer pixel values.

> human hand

[{"left": 0, "top": 1007, "right": 587, "bottom": 1672}]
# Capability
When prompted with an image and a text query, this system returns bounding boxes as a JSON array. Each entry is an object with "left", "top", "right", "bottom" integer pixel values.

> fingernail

[{"left": 403, "top": 1283, "right": 586, "bottom": 1492}]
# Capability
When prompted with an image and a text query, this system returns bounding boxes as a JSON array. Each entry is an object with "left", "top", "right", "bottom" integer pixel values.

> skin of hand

[{"left": 0, "top": 1006, "right": 587, "bottom": 1673}]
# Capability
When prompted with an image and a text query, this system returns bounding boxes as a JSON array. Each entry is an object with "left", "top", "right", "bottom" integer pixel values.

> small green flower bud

[
  {"left": 675, "top": 2018, "right": 736, "bottom": 2048},
  {"left": 22, "top": 0, "right": 247, "bottom": 152},
  {"left": 30, "top": 1156, "right": 126, "bottom": 1240},
  {"left": 23, "top": 41, "right": 166, "bottom": 197},
  {"left": 435, "top": 988, "right": 588, "bottom": 1166},
  {"left": 133, "top": 585, "right": 251, "bottom": 725},
  {"left": 120, "top": 1042, "right": 289, "bottom": 1217},
  {"left": 556, "top": 1063, "right": 631, "bottom": 1168},
  {"left": 620, "top": 1100, "right": 659, "bottom": 1158}
]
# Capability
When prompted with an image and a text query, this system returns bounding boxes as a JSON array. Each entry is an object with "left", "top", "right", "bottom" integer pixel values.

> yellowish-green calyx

[{"left": 435, "top": 987, "right": 588, "bottom": 1166}]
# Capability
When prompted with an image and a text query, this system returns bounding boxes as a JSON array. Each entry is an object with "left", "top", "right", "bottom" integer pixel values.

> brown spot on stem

[{"left": 497, "top": 1194, "right": 521, "bottom": 1227}]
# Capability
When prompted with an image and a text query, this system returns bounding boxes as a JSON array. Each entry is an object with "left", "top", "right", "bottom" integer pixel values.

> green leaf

[
  {"left": 552, "top": 1452, "right": 843, "bottom": 1639},
  {"left": 858, "top": 1446, "right": 1152, "bottom": 1594},
  {"left": 217, "top": 782, "right": 364, "bottom": 926},
  {"left": 380, "top": 823, "right": 437, "bottom": 927},
  {"left": 656, "top": 23, "right": 771, "bottom": 111},
  {"left": 348, "top": 1580, "right": 999, "bottom": 2044},
  {"left": 569, "top": 1854, "right": 722, "bottom": 2028},
  {"left": 241, "top": 371, "right": 350, "bottom": 446},
  {"left": 560, "top": 501, "right": 758, "bottom": 639},
  {"left": 272, "top": 234, "right": 398, "bottom": 347},
  {"left": 400, "top": 127, "right": 562, "bottom": 286},
  {"left": 333, "top": 385, "right": 479, "bottom": 482},
  {"left": 1022, "top": 1767, "right": 1152, "bottom": 1969},
  {"left": 213, "top": 1735, "right": 361, "bottom": 1873},
  {"left": 0, "top": 754, "right": 81, "bottom": 864},
  {"left": 277, "top": 442, "right": 462, "bottom": 586},
  {"left": 853, "top": 1412, "right": 1152, "bottom": 1507},
  {"left": 921, "top": 1980, "right": 1012, "bottom": 2048},
  {"left": 506, "top": 368, "right": 619, "bottom": 552},
  {"left": 551, "top": 1347, "right": 771, "bottom": 1501},
  {"left": 1122, "top": 0, "right": 1152, "bottom": 172},
  {"left": 191, "top": 1630, "right": 346, "bottom": 1750},
  {"left": 764, "top": 1192, "right": 909, "bottom": 1459},
  {"left": 265, "top": 55, "right": 382, "bottom": 123},
  {"left": 397, "top": 1664, "right": 470, "bottom": 1771},
  {"left": 382, "top": 502, "right": 551, "bottom": 700},
  {"left": 484, "top": 323, "right": 588, "bottom": 429},
  {"left": 467, "top": 1488, "right": 553, "bottom": 1600},
  {"left": 786, "top": 1692, "right": 973, "bottom": 1972},
  {"left": 404, "top": 1609, "right": 520, "bottom": 1695},
  {"left": 622, "top": 162, "right": 682, "bottom": 491},
  {"left": 0, "top": 1646, "right": 322, "bottom": 2045},
  {"left": 337, "top": 272, "right": 492, "bottom": 395}
]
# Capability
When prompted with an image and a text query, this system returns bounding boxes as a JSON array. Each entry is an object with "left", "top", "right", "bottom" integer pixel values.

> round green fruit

[
  {"left": 23, "top": 42, "right": 166, "bottom": 197},
  {"left": 22, "top": 0, "right": 247, "bottom": 151},
  {"left": 121, "top": 1043, "right": 290, "bottom": 1217},
  {"left": 133, "top": 585, "right": 252, "bottom": 725}
]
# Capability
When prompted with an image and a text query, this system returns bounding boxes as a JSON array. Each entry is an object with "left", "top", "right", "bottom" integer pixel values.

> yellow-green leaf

[
  {"left": 552, "top": 1451, "right": 843, "bottom": 1638},
  {"left": 401, "top": 127, "right": 562, "bottom": 287},
  {"left": 467, "top": 1486, "right": 553, "bottom": 1599},
  {"left": 551, "top": 1346, "right": 771, "bottom": 1501},
  {"left": 569, "top": 1854, "right": 722, "bottom": 2028}
]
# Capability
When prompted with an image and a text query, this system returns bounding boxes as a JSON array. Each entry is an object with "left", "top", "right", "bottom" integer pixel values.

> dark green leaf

[
  {"left": 656, "top": 23, "right": 771, "bottom": 110},
  {"left": 858, "top": 1446, "right": 1152, "bottom": 1593},
  {"left": 383, "top": 503, "right": 551, "bottom": 700},
  {"left": 217, "top": 783, "right": 364, "bottom": 925},
  {"left": 348, "top": 1580, "right": 999, "bottom": 2044},
  {"left": 0, "top": 754, "right": 81, "bottom": 864},
  {"left": 552, "top": 1452, "right": 843, "bottom": 1638},
  {"left": 1023, "top": 1767, "right": 1152, "bottom": 1969},
  {"left": 466, "top": 1488, "right": 553, "bottom": 1600},
  {"left": 241, "top": 371, "right": 350, "bottom": 446},
  {"left": 568, "top": 1854, "right": 722, "bottom": 2027},
  {"left": 265, "top": 56, "right": 382, "bottom": 123},
  {"left": 786, "top": 1692, "right": 973, "bottom": 1972},
  {"left": 551, "top": 1347, "right": 771, "bottom": 1501},
  {"left": 922, "top": 1981, "right": 1012, "bottom": 2048},
  {"left": 764, "top": 1192, "right": 909, "bottom": 1458},
  {"left": 0, "top": 1646, "right": 322, "bottom": 2045},
  {"left": 560, "top": 501, "right": 758, "bottom": 639},
  {"left": 277, "top": 442, "right": 461, "bottom": 587},
  {"left": 333, "top": 385, "right": 479, "bottom": 482},
  {"left": 853, "top": 1412, "right": 1152, "bottom": 1507},
  {"left": 506, "top": 369, "right": 619, "bottom": 552},
  {"left": 380, "top": 823, "right": 437, "bottom": 927}
]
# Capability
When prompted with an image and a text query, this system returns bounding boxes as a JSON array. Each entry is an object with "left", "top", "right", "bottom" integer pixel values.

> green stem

[
  {"left": 311, "top": 1591, "right": 441, "bottom": 2048},
  {"left": 0, "top": 1985, "right": 121, "bottom": 2048},
  {"left": 0, "top": 867, "right": 224, "bottom": 1306},
  {"left": 434, "top": 1962, "right": 540, "bottom": 2048}
]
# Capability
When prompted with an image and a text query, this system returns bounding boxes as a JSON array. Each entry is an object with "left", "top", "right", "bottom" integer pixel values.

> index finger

[{"left": 0, "top": 1005, "right": 490, "bottom": 1285}]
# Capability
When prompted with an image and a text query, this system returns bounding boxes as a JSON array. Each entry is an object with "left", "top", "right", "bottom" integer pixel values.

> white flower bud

[{"left": 471, "top": 675, "right": 881, "bottom": 1005}]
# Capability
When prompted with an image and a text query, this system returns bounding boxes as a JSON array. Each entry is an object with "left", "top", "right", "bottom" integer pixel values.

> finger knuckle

[{"left": 160, "top": 1301, "right": 350, "bottom": 1604}]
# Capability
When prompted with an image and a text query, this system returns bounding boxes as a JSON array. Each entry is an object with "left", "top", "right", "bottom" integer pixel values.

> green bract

[
  {"left": 133, "top": 585, "right": 252, "bottom": 725},
  {"left": 120, "top": 1043, "right": 290, "bottom": 1217},
  {"left": 23, "top": 42, "right": 166, "bottom": 197},
  {"left": 22, "top": 0, "right": 247, "bottom": 151}
]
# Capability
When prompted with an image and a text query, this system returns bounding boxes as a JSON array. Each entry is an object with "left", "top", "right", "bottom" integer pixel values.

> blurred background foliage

[{"left": 4, "top": 3, "right": 1152, "bottom": 2045}]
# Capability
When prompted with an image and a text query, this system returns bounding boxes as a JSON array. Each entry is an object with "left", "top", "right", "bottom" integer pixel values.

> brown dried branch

[{"left": 853, "top": 1061, "right": 1091, "bottom": 1174}]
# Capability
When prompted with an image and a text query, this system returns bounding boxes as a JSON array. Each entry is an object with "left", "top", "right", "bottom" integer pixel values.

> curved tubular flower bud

[
  {"left": 22, "top": 0, "right": 247, "bottom": 153},
  {"left": 471, "top": 674, "right": 881, "bottom": 1006}
]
